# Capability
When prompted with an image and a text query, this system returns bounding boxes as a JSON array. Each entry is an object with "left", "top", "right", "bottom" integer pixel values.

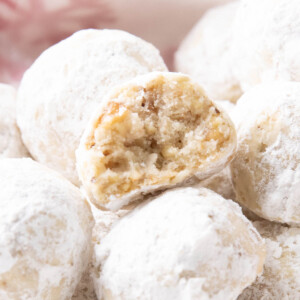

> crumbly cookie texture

[
  {"left": 231, "top": 82, "right": 300, "bottom": 224},
  {"left": 0, "top": 158, "right": 94, "bottom": 300},
  {"left": 0, "top": 84, "right": 29, "bottom": 158},
  {"left": 17, "top": 29, "right": 167, "bottom": 185},
  {"left": 76, "top": 72, "right": 237, "bottom": 211},
  {"left": 93, "top": 187, "right": 265, "bottom": 300},
  {"left": 232, "top": 0, "right": 300, "bottom": 91},
  {"left": 194, "top": 99, "right": 236, "bottom": 200},
  {"left": 239, "top": 220, "right": 300, "bottom": 300},
  {"left": 175, "top": 1, "right": 242, "bottom": 103}
]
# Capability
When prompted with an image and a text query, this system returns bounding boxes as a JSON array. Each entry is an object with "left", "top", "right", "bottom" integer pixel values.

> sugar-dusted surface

[
  {"left": 231, "top": 82, "right": 300, "bottom": 224},
  {"left": 175, "top": 1, "right": 242, "bottom": 103},
  {"left": 72, "top": 194, "right": 131, "bottom": 300},
  {"left": 17, "top": 29, "right": 167, "bottom": 185},
  {"left": 232, "top": 0, "right": 300, "bottom": 91},
  {"left": 239, "top": 220, "right": 300, "bottom": 300},
  {"left": 195, "top": 167, "right": 235, "bottom": 200},
  {"left": 94, "top": 187, "right": 265, "bottom": 300},
  {"left": 0, "top": 158, "right": 93, "bottom": 299}
]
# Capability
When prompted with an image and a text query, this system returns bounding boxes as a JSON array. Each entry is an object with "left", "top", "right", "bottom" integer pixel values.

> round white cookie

[
  {"left": 17, "top": 29, "right": 167, "bottom": 185},
  {"left": 175, "top": 1, "right": 242, "bottom": 103},
  {"left": 231, "top": 82, "right": 300, "bottom": 224},
  {"left": 76, "top": 72, "right": 237, "bottom": 211},
  {"left": 0, "top": 84, "right": 29, "bottom": 158},
  {"left": 93, "top": 187, "right": 265, "bottom": 300},
  {"left": 232, "top": 0, "right": 300, "bottom": 91},
  {"left": 239, "top": 220, "right": 300, "bottom": 300},
  {"left": 0, "top": 158, "right": 93, "bottom": 300}
]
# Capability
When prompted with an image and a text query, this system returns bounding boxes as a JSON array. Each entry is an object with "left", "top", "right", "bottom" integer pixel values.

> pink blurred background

[{"left": 0, "top": 0, "right": 232, "bottom": 85}]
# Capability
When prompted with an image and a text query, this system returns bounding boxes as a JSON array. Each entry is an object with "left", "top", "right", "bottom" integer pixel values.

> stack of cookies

[{"left": 1, "top": 1, "right": 300, "bottom": 299}]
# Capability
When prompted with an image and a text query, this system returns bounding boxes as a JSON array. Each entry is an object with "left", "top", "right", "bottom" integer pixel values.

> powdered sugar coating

[
  {"left": 231, "top": 82, "right": 300, "bottom": 224},
  {"left": 0, "top": 84, "right": 29, "bottom": 158},
  {"left": 195, "top": 167, "right": 235, "bottom": 200},
  {"left": 94, "top": 187, "right": 265, "bottom": 300},
  {"left": 73, "top": 195, "right": 130, "bottom": 300},
  {"left": 239, "top": 220, "right": 300, "bottom": 300},
  {"left": 175, "top": 2, "right": 242, "bottom": 103},
  {"left": 232, "top": 0, "right": 300, "bottom": 91},
  {"left": 17, "top": 29, "right": 167, "bottom": 185},
  {"left": 0, "top": 158, "right": 94, "bottom": 300}
]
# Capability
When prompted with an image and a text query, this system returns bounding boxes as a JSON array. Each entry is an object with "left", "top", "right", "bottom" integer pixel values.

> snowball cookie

[
  {"left": 239, "top": 220, "right": 300, "bottom": 300},
  {"left": 0, "top": 158, "right": 94, "bottom": 300},
  {"left": 76, "top": 72, "right": 237, "bottom": 211},
  {"left": 0, "top": 84, "right": 29, "bottom": 158},
  {"left": 175, "top": 1, "right": 242, "bottom": 103},
  {"left": 232, "top": 0, "right": 300, "bottom": 91},
  {"left": 17, "top": 29, "right": 167, "bottom": 185},
  {"left": 93, "top": 187, "right": 265, "bottom": 300},
  {"left": 231, "top": 82, "right": 300, "bottom": 224}
]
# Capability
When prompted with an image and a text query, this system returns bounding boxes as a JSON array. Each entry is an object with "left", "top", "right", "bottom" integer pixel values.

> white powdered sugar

[
  {"left": 72, "top": 191, "right": 131, "bottom": 300},
  {"left": 231, "top": 0, "right": 300, "bottom": 91},
  {"left": 0, "top": 158, "right": 94, "bottom": 300},
  {"left": 175, "top": 1, "right": 242, "bottom": 103},
  {"left": 239, "top": 220, "right": 300, "bottom": 300},
  {"left": 93, "top": 187, "right": 265, "bottom": 300},
  {"left": 231, "top": 82, "right": 300, "bottom": 224},
  {"left": 195, "top": 166, "right": 235, "bottom": 200},
  {"left": 0, "top": 84, "right": 29, "bottom": 158},
  {"left": 17, "top": 29, "right": 167, "bottom": 185}
]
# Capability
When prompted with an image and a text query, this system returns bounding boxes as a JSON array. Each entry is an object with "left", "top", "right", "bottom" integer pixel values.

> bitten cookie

[
  {"left": 17, "top": 29, "right": 167, "bottom": 185},
  {"left": 231, "top": 82, "right": 300, "bottom": 224},
  {"left": 239, "top": 220, "right": 300, "bottom": 300},
  {"left": 232, "top": 0, "right": 300, "bottom": 91},
  {"left": 76, "top": 72, "right": 237, "bottom": 210},
  {"left": 175, "top": 2, "right": 242, "bottom": 103},
  {"left": 0, "top": 158, "right": 93, "bottom": 300},
  {"left": 0, "top": 84, "right": 29, "bottom": 158},
  {"left": 93, "top": 187, "right": 265, "bottom": 300}
]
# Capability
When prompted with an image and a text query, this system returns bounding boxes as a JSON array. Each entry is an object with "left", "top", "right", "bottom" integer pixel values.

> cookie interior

[{"left": 80, "top": 74, "right": 235, "bottom": 207}]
